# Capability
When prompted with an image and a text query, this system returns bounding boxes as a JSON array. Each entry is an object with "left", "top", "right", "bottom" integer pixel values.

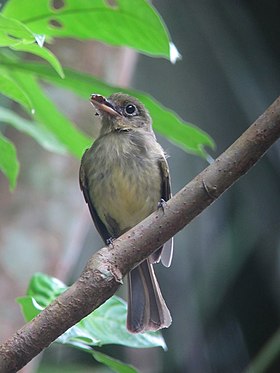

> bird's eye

[{"left": 124, "top": 104, "right": 137, "bottom": 116}]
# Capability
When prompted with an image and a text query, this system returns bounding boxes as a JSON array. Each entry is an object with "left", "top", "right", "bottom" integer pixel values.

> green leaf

[
  {"left": 91, "top": 350, "right": 139, "bottom": 373},
  {"left": 11, "top": 43, "right": 64, "bottom": 78},
  {"left": 0, "top": 13, "right": 35, "bottom": 47},
  {"left": 0, "top": 106, "right": 67, "bottom": 154},
  {"left": 130, "top": 92, "right": 214, "bottom": 158},
  {"left": 0, "top": 52, "right": 89, "bottom": 158},
  {"left": 17, "top": 296, "right": 140, "bottom": 373},
  {"left": 17, "top": 296, "right": 43, "bottom": 321},
  {"left": 10, "top": 71, "right": 91, "bottom": 159},
  {"left": 0, "top": 60, "right": 214, "bottom": 157},
  {"left": 0, "top": 132, "right": 19, "bottom": 190},
  {"left": 26, "top": 272, "right": 66, "bottom": 307},
  {"left": 0, "top": 14, "right": 63, "bottom": 77},
  {"left": 17, "top": 273, "right": 167, "bottom": 350},
  {"left": 58, "top": 296, "right": 167, "bottom": 350},
  {"left": 3, "top": 0, "right": 175, "bottom": 60},
  {"left": 0, "top": 73, "right": 33, "bottom": 111}
]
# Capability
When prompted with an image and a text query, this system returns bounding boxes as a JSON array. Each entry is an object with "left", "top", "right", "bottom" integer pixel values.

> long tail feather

[{"left": 127, "top": 259, "right": 172, "bottom": 333}]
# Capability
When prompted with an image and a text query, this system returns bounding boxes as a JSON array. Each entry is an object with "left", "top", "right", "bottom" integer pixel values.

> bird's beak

[{"left": 90, "top": 94, "right": 121, "bottom": 117}]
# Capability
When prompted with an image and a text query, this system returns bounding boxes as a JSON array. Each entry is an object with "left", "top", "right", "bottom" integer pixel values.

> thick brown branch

[{"left": 0, "top": 96, "right": 280, "bottom": 372}]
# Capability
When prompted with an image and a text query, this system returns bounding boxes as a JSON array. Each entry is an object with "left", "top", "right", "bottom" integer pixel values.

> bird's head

[{"left": 90, "top": 92, "right": 152, "bottom": 135}]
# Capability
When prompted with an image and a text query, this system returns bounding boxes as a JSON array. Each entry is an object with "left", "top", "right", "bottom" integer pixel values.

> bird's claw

[
  {"left": 106, "top": 237, "right": 115, "bottom": 248},
  {"left": 158, "top": 198, "right": 167, "bottom": 211}
]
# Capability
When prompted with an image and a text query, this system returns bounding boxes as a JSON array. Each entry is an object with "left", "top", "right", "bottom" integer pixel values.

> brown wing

[
  {"left": 79, "top": 150, "right": 111, "bottom": 243},
  {"left": 151, "top": 156, "right": 174, "bottom": 267},
  {"left": 159, "top": 155, "right": 172, "bottom": 202}
]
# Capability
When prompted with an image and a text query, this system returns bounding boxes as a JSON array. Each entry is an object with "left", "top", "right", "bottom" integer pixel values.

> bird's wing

[
  {"left": 151, "top": 156, "right": 174, "bottom": 267},
  {"left": 79, "top": 151, "right": 111, "bottom": 243},
  {"left": 159, "top": 155, "right": 172, "bottom": 202}
]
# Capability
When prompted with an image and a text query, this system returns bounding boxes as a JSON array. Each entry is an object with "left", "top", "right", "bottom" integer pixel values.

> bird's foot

[
  {"left": 158, "top": 198, "right": 167, "bottom": 212},
  {"left": 106, "top": 237, "right": 115, "bottom": 249}
]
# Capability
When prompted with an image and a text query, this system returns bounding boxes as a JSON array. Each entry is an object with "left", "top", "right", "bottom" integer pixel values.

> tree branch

[{"left": 1, "top": 97, "right": 280, "bottom": 372}]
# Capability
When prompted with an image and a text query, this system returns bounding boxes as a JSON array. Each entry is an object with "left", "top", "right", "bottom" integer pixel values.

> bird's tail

[{"left": 127, "top": 259, "right": 172, "bottom": 333}]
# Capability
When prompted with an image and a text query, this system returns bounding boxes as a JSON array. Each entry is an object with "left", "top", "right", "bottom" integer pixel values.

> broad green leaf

[
  {"left": 1, "top": 60, "right": 214, "bottom": 157},
  {"left": 91, "top": 350, "right": 138, "bottom": 373},
  {"left": 26, "top": 272, "right": 66, "bottom": 306},
  {"left": 0, "top": 14, "right": 62, "bottom": 77},
  {"left": 0, "top": 52, "right": 89, "bottom": 158},
  {"left": 56, "top": 296, "right": 167, "bottom": 350},
  {"left": 0, "top": 132, "right": 19, "bottom": 190},
  {"left": 11, "top": 43, "right": 64, "bottom": 78},
  {"left": 129, "top": 92, "right": 214, "bottom": 157},
  {"left": 0, "top": 13, "right": 35, "bottom": 47},
  {"left": 17, "top": 273, "right": 167, "bottom": 350},
  {"left": 17, "top": 296, "right": 140, "bottom": 373},
  {"left": 3, "top": 0, "right": 175, "bottom": 61},
  {"left": 17, "top": 273, "right": 66, "bottom": 322},
  {"left": 10, "top": 71, "right": 91, "bottom": 158},
  {"left": 17, "top": 296, "right": 43, "bottom": 321},
  {"left": 0, "top": 107, "right": 67, "bottom": 154},
  {"left": 76, "top": 296, "right": 167, "bottom": 350},
  {"left": 0, "top": 73, "right": 33, "bottom": 111}
]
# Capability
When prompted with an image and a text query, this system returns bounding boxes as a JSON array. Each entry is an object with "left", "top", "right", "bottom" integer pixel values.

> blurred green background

[{"left": 0, "top": 1, "right": 279, "bottom": 372}]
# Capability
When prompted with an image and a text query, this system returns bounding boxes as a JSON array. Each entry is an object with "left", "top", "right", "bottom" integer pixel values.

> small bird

[{"left": 79, "top": 92, "right": 173, "bottom": 333}]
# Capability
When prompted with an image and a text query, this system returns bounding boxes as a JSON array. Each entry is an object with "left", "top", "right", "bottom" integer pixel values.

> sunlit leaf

[
  {"left": 17, "top": 296, "right": 43, "bottom": 321},
  {"left": 3, "top": 0, "right": 176, "bottom": 61},
  {"left": 0, "top": 51, "right": 89, "bottom": 158},
  {"left": 11, "top": 71, "right": 91, "bottom": 159},
  {"left": 26, "top": 272, "right": 66, "bottom": 307},
  {"left": 0, "top": 132, "right": 19, "bottom": 190},
  {"left": 11, "top": 43, "right": 64, "bottom": 78},
  {"left": 0, "top": 13, "right": 35, "bottom": 47},
  {"left": 0, "top": 14, "right": 63, "bottom": 77},
  {"left": 0, "top": 73, "right": 33, "bottom": 111}
]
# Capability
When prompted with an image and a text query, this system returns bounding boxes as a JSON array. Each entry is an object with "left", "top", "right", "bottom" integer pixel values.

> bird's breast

[{"left": 87, "top": 132, "right": 162, "bottom": 236}]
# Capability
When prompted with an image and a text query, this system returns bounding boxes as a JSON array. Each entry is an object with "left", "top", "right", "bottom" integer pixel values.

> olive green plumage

[{"left": 80, "top": 93, "right": 173, "bottom": 333}]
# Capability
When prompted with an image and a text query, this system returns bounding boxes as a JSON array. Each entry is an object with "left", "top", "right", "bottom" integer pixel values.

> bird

[{"left": 79, "top": 92, "right": 173, "bottom": 333}]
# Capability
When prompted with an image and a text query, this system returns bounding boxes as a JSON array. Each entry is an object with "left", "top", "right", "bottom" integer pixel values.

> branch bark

[{"left": 1, "top": 97, "right": 280, "bottom": 372}]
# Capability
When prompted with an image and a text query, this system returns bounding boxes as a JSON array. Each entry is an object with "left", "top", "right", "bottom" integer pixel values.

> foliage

[
  {"left": 0, "top": 0, "right": 214, "bottom": 190},
  {"left": 17, "top": 273, "right": 167, "bottom": 373}
]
